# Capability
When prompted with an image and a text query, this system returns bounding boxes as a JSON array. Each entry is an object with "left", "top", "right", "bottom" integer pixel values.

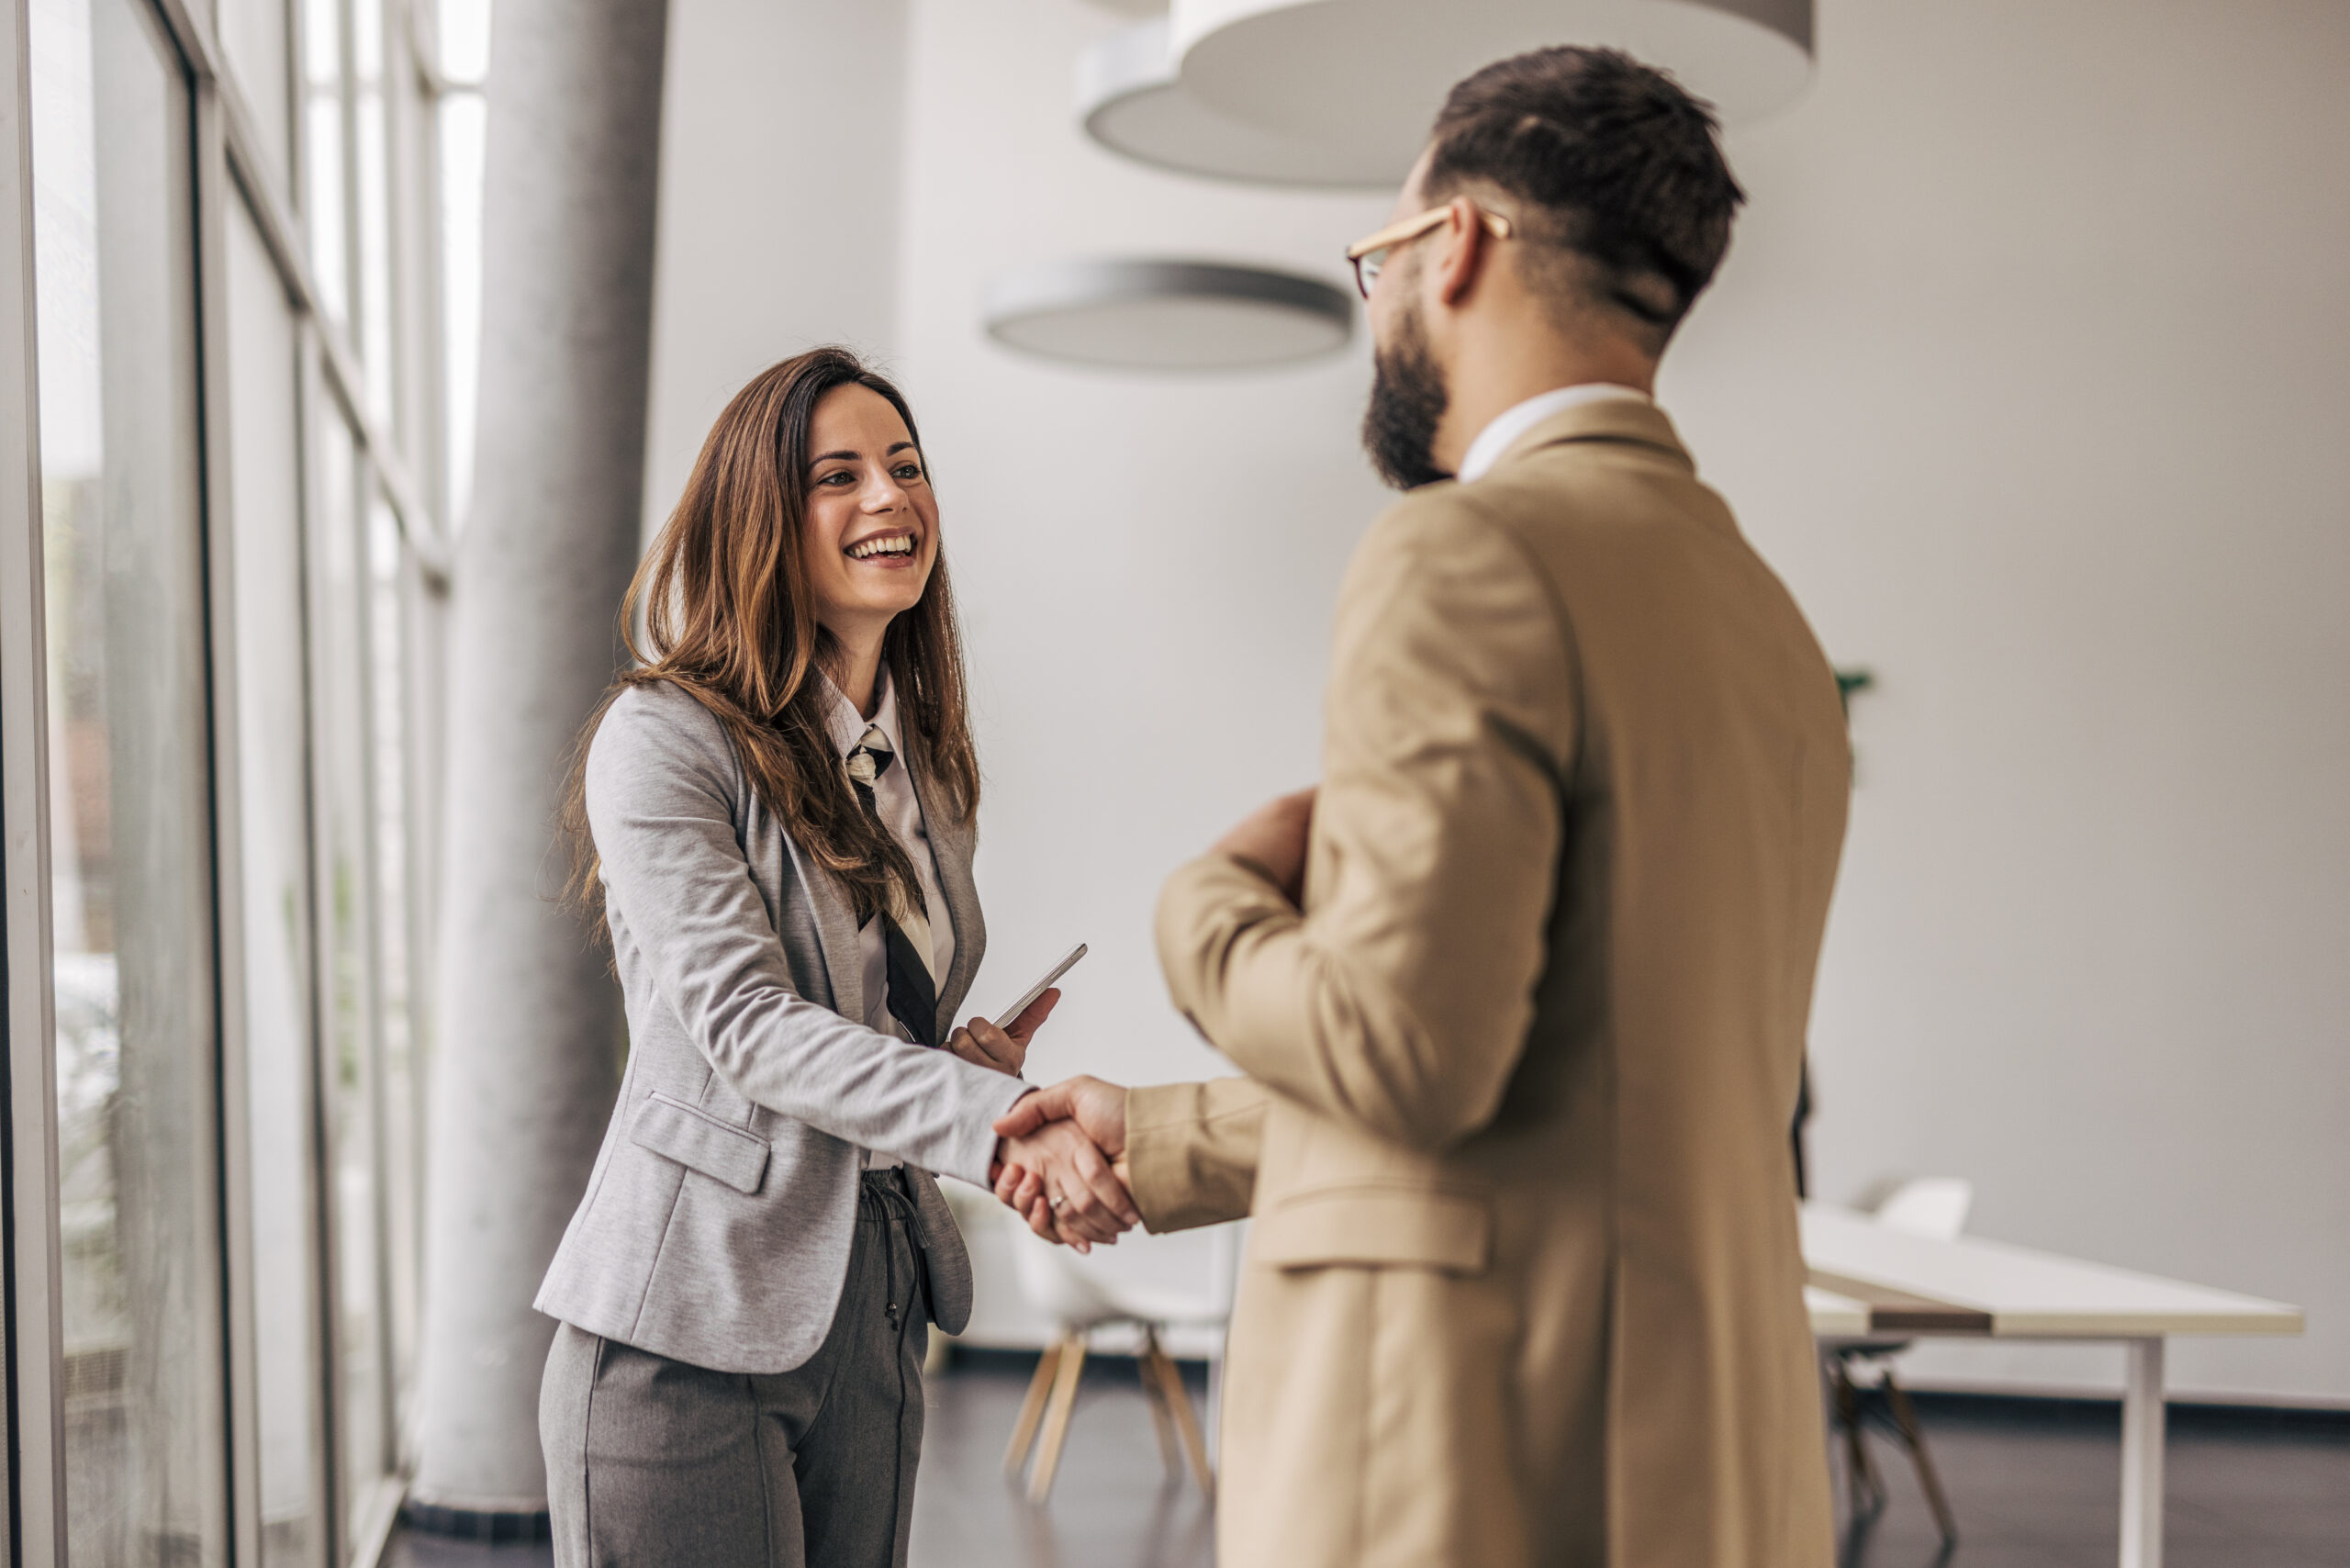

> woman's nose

[{"left": 861, "top": 475, "right": 908, "bottom": 511}]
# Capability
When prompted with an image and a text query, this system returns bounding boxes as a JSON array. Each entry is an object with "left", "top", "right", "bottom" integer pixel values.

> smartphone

[{"left": 993, "top": 943, "right": 1088, "bottom": 1030}]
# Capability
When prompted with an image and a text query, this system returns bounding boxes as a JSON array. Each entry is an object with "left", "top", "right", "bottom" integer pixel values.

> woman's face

[{"left": 799, "top": 383, "right": 939, "bottom": 642}]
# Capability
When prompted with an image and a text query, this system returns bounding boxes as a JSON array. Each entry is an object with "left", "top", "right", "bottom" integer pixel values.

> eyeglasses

[{"left": 1345, "top": 203, "right": 1515, "bottom": 299}]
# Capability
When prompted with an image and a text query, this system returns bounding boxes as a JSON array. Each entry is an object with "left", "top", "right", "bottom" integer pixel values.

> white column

[
  {"left": 2119, "top": 1337, "right": 2165, "bottom": 1568},
  {"left": 408, "top": 0, "right": 669, "bottom": 1521}
]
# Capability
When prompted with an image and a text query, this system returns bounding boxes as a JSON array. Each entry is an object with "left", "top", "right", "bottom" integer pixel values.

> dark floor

[
  {"left": 1831, "top": 1394, "right": 2349, "bottom": 1568},
  {"left": 385, "top": 1355, "right": 2349, "bottom": 1568}
]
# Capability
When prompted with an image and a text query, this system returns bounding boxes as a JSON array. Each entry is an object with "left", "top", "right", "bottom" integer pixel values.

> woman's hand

[
  {"left": 944, "top": 987, "right": 1059, "bottom": 1077},
  {"left": 993, "top": 1118, "right": 1137, "bottom": 1252}
]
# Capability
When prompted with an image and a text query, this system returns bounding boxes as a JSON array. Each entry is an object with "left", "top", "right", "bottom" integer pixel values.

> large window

[
  {"left": 32, "top": 0, "right": 220, "bottom": 1559},
  {"left": 5, "top": 0, "right": 462, "bottom": 1562}
]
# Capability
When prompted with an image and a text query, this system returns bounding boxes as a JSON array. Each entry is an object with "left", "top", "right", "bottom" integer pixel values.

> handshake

[
  {"left": 948, "top": 788, "right": 1318, "bottom": 1251},
  {"left": 988, "top": 1075, "right": 1136, "bottom": 1252},
  {"left": 946, "top": 1002, "right": 1137, "bottom": 1252}
]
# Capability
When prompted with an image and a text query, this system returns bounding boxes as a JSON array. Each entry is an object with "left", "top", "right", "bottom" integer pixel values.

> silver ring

[{"left": 1049, "top": 1195, "right": 1066, "bottom": 1211}]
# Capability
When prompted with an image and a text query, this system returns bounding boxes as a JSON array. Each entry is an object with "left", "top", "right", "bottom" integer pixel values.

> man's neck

[{"left": 1433, "top": 334, "right": 1656, "bottom": 476}]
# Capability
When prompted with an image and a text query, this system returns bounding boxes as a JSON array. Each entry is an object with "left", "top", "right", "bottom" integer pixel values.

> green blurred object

[{"left": 1835, "top": 667, "right": 1876, "bottom": 718}]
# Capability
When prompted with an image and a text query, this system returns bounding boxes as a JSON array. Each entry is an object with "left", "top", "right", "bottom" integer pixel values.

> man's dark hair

[{"left": 1424, "top": 47, "right": 1744, "bottom": 351}]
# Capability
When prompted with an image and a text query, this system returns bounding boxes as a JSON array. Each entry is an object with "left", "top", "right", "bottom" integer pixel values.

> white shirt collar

[
  {"left": 823, "top": 668, "right": 903, "bottom": 759},
  {"left": 1457, "top": 384, "right": 1651, "bottom": 485}
]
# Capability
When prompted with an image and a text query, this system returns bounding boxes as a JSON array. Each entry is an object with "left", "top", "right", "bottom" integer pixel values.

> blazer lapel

[
  {"left": 904, "top": 742, "right": 983, "bottom": 1033},
  {"left": 784, "top": 828, "right": 865, "bottom": 1027}
]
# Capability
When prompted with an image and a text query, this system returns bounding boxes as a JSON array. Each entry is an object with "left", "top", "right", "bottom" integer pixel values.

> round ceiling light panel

[
  {"left": 1080, "top": 0, "right": 1813, "bottom": 188},
  {"left": 1080, "top": 18, "right": 1397, "bottom": 187},
  {"left": 983, "top": 259, "right": 1354, "bottom": 371}
]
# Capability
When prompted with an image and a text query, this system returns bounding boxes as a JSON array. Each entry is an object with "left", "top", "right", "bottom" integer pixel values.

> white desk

[
  {"left": 1805, "top": 1284, "right": 1873, "bottom": 1338},
  {"left": 1801, "top": 1204, "right": 2304, "bottom": 1568}
]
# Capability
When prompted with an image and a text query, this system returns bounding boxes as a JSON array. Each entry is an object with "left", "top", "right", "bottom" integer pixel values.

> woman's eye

[
  {"left": 894, "top": 465, "right": 924, "bottom": 482},
  {"left": 817, "top": 471, "right": 855, "bottom": 487}
]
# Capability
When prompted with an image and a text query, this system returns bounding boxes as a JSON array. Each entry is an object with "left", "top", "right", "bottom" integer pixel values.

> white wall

[
  {"left": 893, "top": 0, "right": 1392, "bottom": 1126},
  {"left": 642, "top": 0, "right": 909, "bottom": 543},
  {"left": 651, "top": 0, "right": 2350, "bottom": 1401},
  {"left": 889, "top": 0, "right": 1395, "bottom": 1338},
  {"left": 1669, "top": 0, "right": 2350, "bottom": 1404}
]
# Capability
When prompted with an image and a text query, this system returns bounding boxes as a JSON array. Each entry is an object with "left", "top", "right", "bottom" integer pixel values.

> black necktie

[{"left": 845, "top": 727, "right": 940, "bottom": 1047}]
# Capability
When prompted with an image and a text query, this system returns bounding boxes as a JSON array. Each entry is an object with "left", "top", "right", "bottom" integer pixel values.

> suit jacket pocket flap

[
  {"left": 631, "top": 1092, "right": 770, "bottom": 1195},
  {"left": 1255, "top": 1186, "right": 1491, "bottom": 1273}
]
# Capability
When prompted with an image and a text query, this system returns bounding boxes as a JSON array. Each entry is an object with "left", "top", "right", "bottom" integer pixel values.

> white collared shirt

[
  {"left": 824, "top": 671, "right": 957, "bottom": 1170},
  {"left": 1457, "top": 383, "right": 1651, "bottom": 485}
]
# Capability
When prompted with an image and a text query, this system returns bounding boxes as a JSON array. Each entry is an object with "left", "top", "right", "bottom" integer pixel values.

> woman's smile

[{"left": 845, "top": 528, "right": 922, "bottom": 564}]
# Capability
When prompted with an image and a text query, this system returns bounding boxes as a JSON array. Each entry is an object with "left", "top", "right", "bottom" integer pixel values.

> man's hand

[
  {"left": 994, "top": 1074, "right": 1127, "bottom": 1160},
  {"left": 1212, "top": 786, "right": 1318, "bottom": 906},
  {"left": 994, "top": 1119, "right": 1136, "bottom": 1252},
  {"left": 945, "top": 988, "right": 1058, "bottom": 1077},
  {"left": 993, "top": 1076, "right": 1135, "bottom": 1248}
]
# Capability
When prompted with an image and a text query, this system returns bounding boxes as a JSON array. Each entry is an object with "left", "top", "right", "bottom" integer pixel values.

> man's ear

[{"left": 1432, "top": 195, "right": 1496, "bottom": 308}]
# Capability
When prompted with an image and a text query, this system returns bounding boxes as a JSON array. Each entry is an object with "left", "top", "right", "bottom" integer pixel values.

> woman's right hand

[{"left": 994, "top": 1119, "right": 1137, "bottom": 1250}]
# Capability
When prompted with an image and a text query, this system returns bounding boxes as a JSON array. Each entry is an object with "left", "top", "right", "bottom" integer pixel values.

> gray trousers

[{"left": 541, "top": 1171, "right": 931, "bottom": 1567}]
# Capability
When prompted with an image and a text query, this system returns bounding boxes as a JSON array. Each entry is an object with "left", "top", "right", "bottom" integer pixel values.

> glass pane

[
  {"left": 226, "top": 195, "right": 323, "bottom": 1568},
  {"left": 300, "top": 0, "right": 345, "bottom": 321},
  {"left": 217, "top": 0, "right": 291, "bottom": 185},
  {"left": 366, "top": 498, "right": 421, "bottom": 1424},
  {"left": 28, "top": 0, "right": 221, "bottom": 1561},
  {"left": 436, "top": 0, "right": 489, "bottom": 85},
  {"left": 311, "top": 413, "right": 388, "bottom": 1551},
  {"left": 352, "top": 0, "right": 393, "bottom": 418},
  {"left": 436, "top": 88, "right": 483, "bottom": 532}
]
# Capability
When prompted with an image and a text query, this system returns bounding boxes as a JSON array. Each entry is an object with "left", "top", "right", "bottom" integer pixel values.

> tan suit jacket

[{"left": 1132, "top": 398, "right": 1848, "bottom": 1568}]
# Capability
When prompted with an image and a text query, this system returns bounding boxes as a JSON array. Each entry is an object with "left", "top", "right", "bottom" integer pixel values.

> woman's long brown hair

[{"left": 561, "top": 347, "right": 979, "bottom": 930}]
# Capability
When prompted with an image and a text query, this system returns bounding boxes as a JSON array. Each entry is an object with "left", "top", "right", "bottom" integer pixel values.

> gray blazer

[{"left": 533, "top": 680, "right": 1028, "bottom": 1375}]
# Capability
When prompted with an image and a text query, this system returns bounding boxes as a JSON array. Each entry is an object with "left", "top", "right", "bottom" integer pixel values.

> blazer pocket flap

[
  {"left": 1255, "top": 1187, "right": 1491, "bottom": 1274},
  {"left": 631, "top": 1092, "right": 770, "bottom": 1195}
]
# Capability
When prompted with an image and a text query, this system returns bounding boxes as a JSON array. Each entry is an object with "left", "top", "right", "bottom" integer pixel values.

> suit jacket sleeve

[
  {"left": 588, "top": 688, "right": 1027, "bottom": 1186},
  {"left": 1155, "top": 492, "right": 1578, "bottom": 1153},
  {"left": 1125, "top": 1078, "right": 1270, "bottom": 1232}
]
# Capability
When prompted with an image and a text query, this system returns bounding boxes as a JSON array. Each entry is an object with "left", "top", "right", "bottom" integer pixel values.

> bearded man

[{"left": 1000, "top": 45, "right": 1849, "bottom": 1568}]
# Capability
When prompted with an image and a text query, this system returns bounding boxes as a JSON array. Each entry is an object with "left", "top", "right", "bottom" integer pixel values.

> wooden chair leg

[
  {"left": 1881, "top": 1371, "right": 1958, "bottom": 1544},
  {"left": 1138, "top": 1328, "right": 1181, "bottom": 1477},
  {"left": 1831, "top": 1358, "right": 1884, "bottom": 1516},
  {"left": 1027, "top": 1333, "right": 1089, "bottom": 1505},
  {"left": 1002, "top": 1336, "right": 1065, "bottom": 1477},
  {"left": 1146, "top": 1337, "right": 1214, "bottom": 1496}
]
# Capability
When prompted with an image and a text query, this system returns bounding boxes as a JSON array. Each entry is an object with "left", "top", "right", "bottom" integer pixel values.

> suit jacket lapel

[
  {"left": 903, "top": 739, "right": 982, "bottom": 1032},
  {"left": 784, "top": 827, "right": 866, "bottom": 1027}
]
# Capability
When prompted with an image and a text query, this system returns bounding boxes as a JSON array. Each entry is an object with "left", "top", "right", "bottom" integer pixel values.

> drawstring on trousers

[{"left": 861, "top": 1170, "right": 921, "bottom": 1329}]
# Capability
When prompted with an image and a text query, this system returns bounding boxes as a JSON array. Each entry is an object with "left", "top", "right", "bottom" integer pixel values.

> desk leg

[
  {"left": 1206, "top": 1348, "right": 1224, "bottom": 1467},
  {"left": 2120, "top": 1338, "right": 2165, "bottom": 1568}
]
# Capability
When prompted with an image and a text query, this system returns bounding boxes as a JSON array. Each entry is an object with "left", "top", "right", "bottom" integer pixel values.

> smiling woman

[
  {"left": 533, "top": 346, "right": 1135, "bottom": 1568},
  {"left": 567, "top": 347, "right": 975, "bottom": 931}
]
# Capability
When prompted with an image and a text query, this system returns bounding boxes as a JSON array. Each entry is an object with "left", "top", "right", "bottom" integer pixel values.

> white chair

[
  {"left": 1873, "top": 1175, "right": 1974, "bottom": 1240},
  {"left": 1823, "top": 1177, "right": 1974, "bottom": 1544},
  {"left": 1000, "top": 1224, "right": 1237, "bottom": 1505}
]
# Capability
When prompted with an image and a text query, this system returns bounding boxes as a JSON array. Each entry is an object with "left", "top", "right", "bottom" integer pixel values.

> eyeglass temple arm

[{"left": 1346, "top": 207, "right": 1514, "bottom": 261}]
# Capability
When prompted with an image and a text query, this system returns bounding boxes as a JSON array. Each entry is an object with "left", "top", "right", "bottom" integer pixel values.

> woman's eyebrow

[{"left": 808, "top": 442, "right": 916, "bottom": 470}]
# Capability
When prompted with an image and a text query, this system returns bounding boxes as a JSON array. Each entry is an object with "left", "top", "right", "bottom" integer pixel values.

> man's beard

[{"left": 1360, "top": 303, "right": 1451, "bottom": 490}]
